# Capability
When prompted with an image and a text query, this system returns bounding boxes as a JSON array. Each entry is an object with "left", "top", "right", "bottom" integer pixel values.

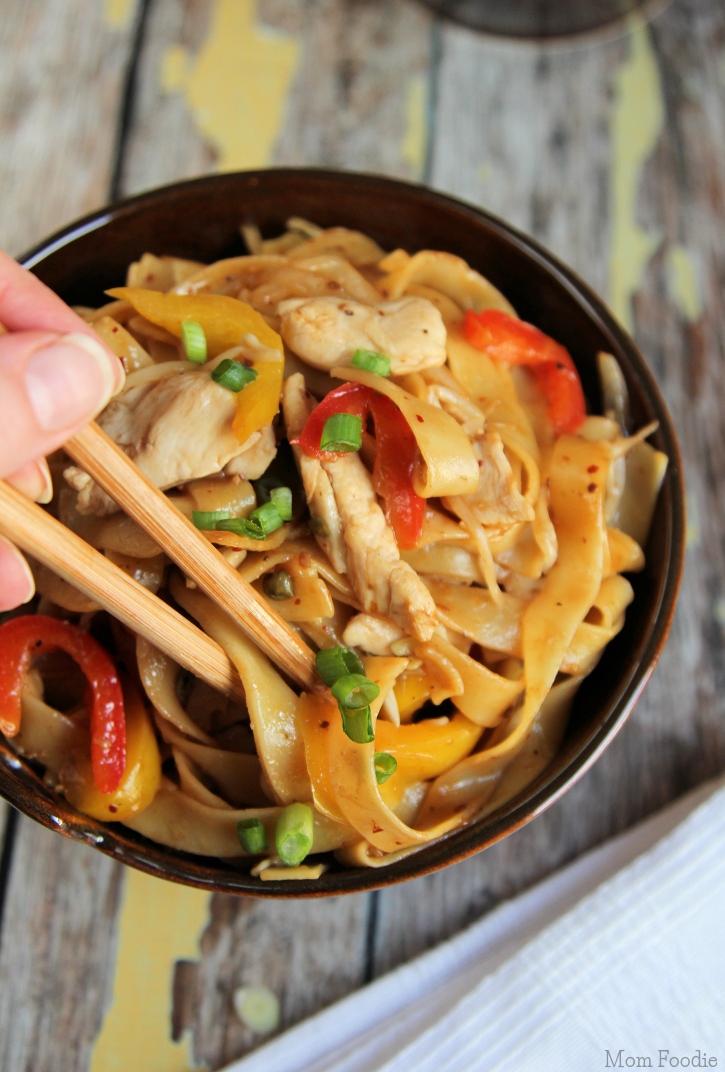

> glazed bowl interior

[{"left": 0, "top": 170, "right": 684, "bottom": 896}]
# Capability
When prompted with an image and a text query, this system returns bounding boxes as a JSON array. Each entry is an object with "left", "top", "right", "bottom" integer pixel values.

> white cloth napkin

[{"left": 224, "top": 777, "right": 725, "bottom": 1072}]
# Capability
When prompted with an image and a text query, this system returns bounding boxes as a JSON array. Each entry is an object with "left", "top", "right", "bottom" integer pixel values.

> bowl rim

[{"left": 1, "top": 167, "right": 685, "bottom": 897}]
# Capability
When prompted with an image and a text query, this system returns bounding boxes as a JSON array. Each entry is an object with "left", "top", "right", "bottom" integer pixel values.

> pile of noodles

[{"left": 7, "top": 219, "right": 667, "bottom": 878}]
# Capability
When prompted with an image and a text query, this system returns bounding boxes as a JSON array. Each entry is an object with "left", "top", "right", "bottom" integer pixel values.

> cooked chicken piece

[
  {"left": 65, "top": 358, "right": 276, "bottom": 516},
  {"left": 282, "top": 374, "right": 347, "bottom": 573},
  {"left": 323, "top": 451, "right": 436, "bottom": 642},
  {"left": 283, "top": 372, "right": 436, "bottom": 641},
  {"left": 468, "top": 432, "right": 534, "bottom": 527},
  {"left": 278, "top": 295, "right": 447, "bottom": 374},
  {"left": 343, "top": 613, "right": 407, "bottom": 655},
  {"left": 224, "top": 425, "right": 277, "bottom": 480}
]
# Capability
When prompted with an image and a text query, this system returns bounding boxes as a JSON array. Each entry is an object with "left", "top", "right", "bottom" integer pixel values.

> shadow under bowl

[{"left": 0, "top": 169, "right": 685, "bottom": 896}]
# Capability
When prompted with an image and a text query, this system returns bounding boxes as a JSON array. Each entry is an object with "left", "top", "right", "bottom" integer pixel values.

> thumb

[{"left": 0, "top": 329, "right": 124, "bottom": 480}]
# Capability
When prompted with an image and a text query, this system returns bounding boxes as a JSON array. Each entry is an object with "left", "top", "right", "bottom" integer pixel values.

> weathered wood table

[{"left": 0, "top": 1, "right": 722, "bottom": 1069}]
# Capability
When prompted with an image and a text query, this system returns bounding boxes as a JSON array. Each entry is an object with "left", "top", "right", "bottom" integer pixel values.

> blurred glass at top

[{"left": 418, "top": 0, "right": 670, "bottom": 40}]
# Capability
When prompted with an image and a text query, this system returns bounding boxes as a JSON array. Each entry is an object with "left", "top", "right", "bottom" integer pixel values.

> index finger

[{"left": 0, "top": 249, "right": 100, "bottom": 339}]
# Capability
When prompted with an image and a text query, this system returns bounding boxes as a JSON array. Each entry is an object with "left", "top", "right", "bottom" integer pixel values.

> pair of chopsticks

[{"left": 0, "top": 421, "right": 320, "bottom": 699}]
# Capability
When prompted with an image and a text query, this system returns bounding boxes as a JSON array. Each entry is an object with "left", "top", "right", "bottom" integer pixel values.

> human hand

[{"left": 0, "top": 250, "right": 125, "bottom": 611}]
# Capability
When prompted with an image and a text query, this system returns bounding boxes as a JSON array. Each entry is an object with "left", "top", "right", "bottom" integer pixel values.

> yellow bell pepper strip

[
  {"left": 376, "top": 713, "right": 483, "bottom": 783},
  {"left": 106, "top": 288, "right": 284, "bottom": 445},
  {"left": 0, "top": 615, "right": 126, "bottom": 794},
  {"left": 63, "top": 677, "right": 161, "bottom": 821},
  {"left": 297, "top": 692, "right": 348, "bottom": 824},
  {"left": 106, "top": 287, "right": 282, "bottom": 355},
  {"left": 393, "top": 668, "right": 435, "bottom": 721},
  {"left": 231, "top": 355, "right": 283, "bottom": 447},
  {"left": 376, "top": 713, "right": 483, "bottom": 812}
]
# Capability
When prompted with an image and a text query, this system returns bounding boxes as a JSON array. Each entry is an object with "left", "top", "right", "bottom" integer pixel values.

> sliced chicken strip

[
  {"left": 469, "top": 432, "right": 534, "bottom": 527},
  {"left": 282, "top": 374, "right": 347, "bottom": 574},
  {"left": 279, "top": 295, "right": 447, "bottom": 375},
  {"left": 323, "top": 451, "right": 436, "bottom": 642},
  {"left": 284, "top": 374, "right": 436, "bottom": 641},
  {"left": 343, "top": 613, "right": 406, "bottom": 655},
  {"left": 65, "top": 355, "right": 276, "bottom": 516}
]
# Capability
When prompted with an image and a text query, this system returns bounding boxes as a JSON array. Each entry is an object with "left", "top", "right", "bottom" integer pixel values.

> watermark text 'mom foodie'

[{"left": 605, "top": 1052, "right": 718, "bottom": 1068}]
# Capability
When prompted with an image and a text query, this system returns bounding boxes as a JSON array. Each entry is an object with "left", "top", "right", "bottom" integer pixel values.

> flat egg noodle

[
  {"left": 124, "top": 777, "right": 352, "bottom": 857},
  {"left": 417, "top": 435, "right": 610, "bottom": 822},
  {"left": 170, "top": 576, "right": 310, "bottom": 805},
  {"left": 377, "top": 249, "right": 516, "bottom": 316}
]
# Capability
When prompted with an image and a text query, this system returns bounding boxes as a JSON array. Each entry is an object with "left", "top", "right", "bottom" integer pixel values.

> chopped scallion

[
  {"left": 330, "top": 673, "right": 380, "bottom": 710},
  {"left": 181, "top": 320, "right": 207, "bottom": 363},
  {"left": 339, "top": 705, "right": 374, "bottom": 744},
  {"left": 211, "top": 358, "right": 258, "bottom": 392},
  {"left": 275, "top": 802, "right": 314, "bottom": 866},
  {"left": 319, "top": 413, "right": 363, "bottom": 453},
  {"left": 192, "top": 509, "right": 232, "bottom": 530},
  {"left": 351, "top": 348, "right": 392, "bottom": 377},
  {"left": 237, "top": 818, "right": 268, "bottom": 854},
  {"left": 217, "top": 501, "right": 284, "bottom": 540},
  {"left": 269, "top": 486, "right": 293, "bottom": 521},
  {"left": 262, "top": 570, "right": 295, "bottom": 600},
  {"left": 315, "top": 645, "right": 365, "bottom": 687},
  {"left": 373, "top": 752, "right": 397, "bottom": 784}
]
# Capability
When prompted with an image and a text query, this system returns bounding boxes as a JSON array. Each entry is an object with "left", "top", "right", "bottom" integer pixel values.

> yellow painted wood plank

[{"left": 90, "top": 870, "right": 211, "bottom": 1072}]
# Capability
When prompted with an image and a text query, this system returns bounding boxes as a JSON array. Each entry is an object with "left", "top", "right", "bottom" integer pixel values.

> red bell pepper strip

[
  {"left": 296, "top": 382, "right": 425, "bottom": 550},
  {"left": 464, "top": 309, "right": 586, "bottom": 436},
  {"left": 0, "top": 615, "right": 126, "bottom": 794}
]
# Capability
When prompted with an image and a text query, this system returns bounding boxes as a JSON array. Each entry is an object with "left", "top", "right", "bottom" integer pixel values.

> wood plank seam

[
  {"left": 109, "top": 0, "right": 156, "bottom": 202},
  {"left": 0, "top": 806, "right": 18, "bottom": 957}
]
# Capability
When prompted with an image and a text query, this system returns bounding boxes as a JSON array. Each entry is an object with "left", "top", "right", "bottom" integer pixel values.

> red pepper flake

[
  {"left": 372, "top": 822, "right": 383, "bottom": 833},
  {"left": 112, "top": 326, "right": 119, "bottom": 333},
  {"left": 587, "top": 482, "right": 597, "bottom": 493},
  {"left": 416, "top": 414, "right": 424, "bottom": 423},
  {"left": 587, "top": 464, "right": 599, "bottom": 473},
  {"left": 294, "top": 598, "right": 301, "bottom": 605},
  {"left": 108, "top": 804, "right": 118, "bottom": 813},
  {"left": 319, "top": 720, "right": 329, "bottom": 729}
]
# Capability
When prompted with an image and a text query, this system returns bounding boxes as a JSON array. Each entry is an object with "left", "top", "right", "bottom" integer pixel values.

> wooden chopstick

[
  {"left": 65, "top": 422, "right": 320, "bottom": 693},
  {"left": 0, "top": 479, "right": 245, "bottom": 702}
]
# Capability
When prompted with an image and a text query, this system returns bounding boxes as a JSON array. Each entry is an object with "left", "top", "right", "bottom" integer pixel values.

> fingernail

[
  {"left": 25, "top": 333, "right": 125, "bottom": 432},
  {"left": 0, "top": 535, "right": 35, "bottom": 611},
  {"left": 6, "top": 458, "right": 54, "bottom": 504}
]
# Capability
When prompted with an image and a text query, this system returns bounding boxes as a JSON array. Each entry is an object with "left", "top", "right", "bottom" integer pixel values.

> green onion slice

[
  {"left": 262, "top": 570, "right": 295, "bottom": 600},
  {"left": 331, "top": 673, "right": 380, "bottom": 710},
  {"left": 275, "top": 802, "right": 314, "bottom": 867},
  {"left": 211, "top": 359, "right": 258, "bottom": 392},
  {"left": 373, "top": 752, "right": 397, "bottom": 784},
  {"left": 351, "top": 349, "right": 392, "bottom": 377},
  {"left": 315, "top": 645, "right": 365, "bottom": 687},
  {"left": 217, "top": 501, "right": 284, "bottom": 540},
  {"left": 269, "top": 486, "right": 292, "bottom": 521},
  {"left": 181, "top": 320, "right": 207, "bottom": 363},
  {"left": 339, "top": 704, "right": 374, "bottom": 744},
  {"left": 192, "top": 509, "right": 232, "bottom": 530},
  {"left": 237, "top": 818, "right": 268, "bottom": 854},
  {"left": 319, "top": 413, "right": 363, "bottom": 453}
]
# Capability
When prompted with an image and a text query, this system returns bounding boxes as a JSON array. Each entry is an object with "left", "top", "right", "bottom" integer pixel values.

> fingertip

[
  {"left": 0, "top": 536, "right": 35, "bottom": 611},
  {"left": 5, "top": 457, "right": 53, "bottom": 504},
  {"left": 61, "top": 332, "right": 125, "bottom": 396}
]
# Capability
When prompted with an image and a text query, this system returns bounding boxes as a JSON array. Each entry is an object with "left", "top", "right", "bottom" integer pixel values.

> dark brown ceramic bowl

[{"left": 0, "top": 170, "right": 684, "bottom": 896}]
